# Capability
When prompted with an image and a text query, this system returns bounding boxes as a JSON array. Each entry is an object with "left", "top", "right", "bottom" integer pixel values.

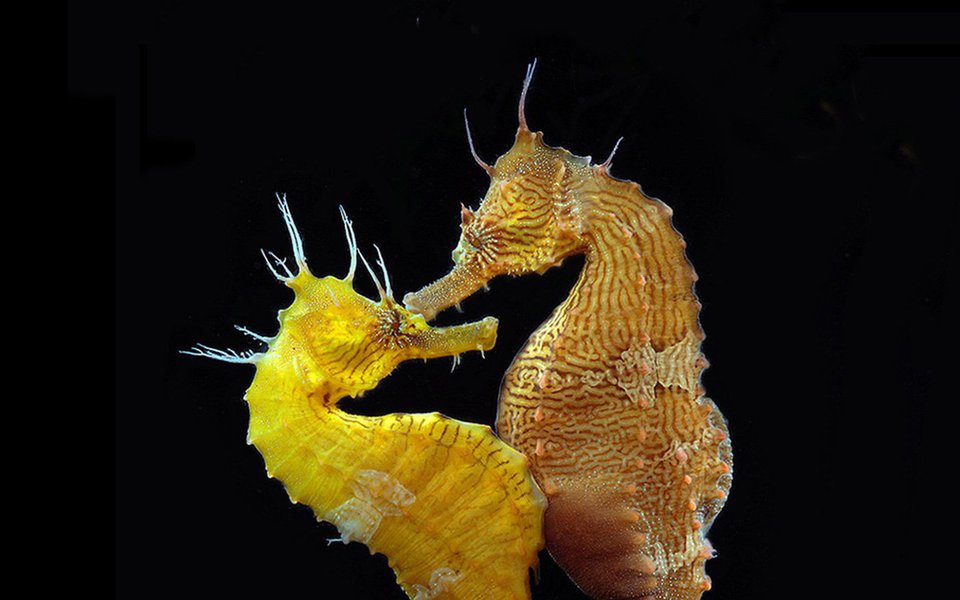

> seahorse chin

[
  {"left": 405, "top": 63, "right": 732, "bottom": 600},
  {"left": 186, "top": 196, "right": 546, "bottom": 600}
]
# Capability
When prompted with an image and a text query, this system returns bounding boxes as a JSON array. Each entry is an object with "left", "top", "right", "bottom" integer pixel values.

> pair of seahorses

[{"left": 187, "top": 62, "right": 731, "bottom": 600}]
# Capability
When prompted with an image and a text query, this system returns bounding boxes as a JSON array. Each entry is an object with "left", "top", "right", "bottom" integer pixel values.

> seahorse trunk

[
  {"left": 497, "top": 179, "right": 732, "bottom": 599},
  {"left": 241, "top": 322, "right": 543, "bottom": 600},
  {"left": 407, "top": 125, "right": 733, "bottom": 599}
]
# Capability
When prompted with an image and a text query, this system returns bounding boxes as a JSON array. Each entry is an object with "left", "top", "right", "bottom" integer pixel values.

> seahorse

[
  {"left": 404, "top": 62, "right": 732, "bottom": 600},
  {"left": 185, "top": 195, "right": 545, "bottom": 600}
]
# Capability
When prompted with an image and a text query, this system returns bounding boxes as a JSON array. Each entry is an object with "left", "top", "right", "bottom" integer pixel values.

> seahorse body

[
  {"left": 187, "top": 198, "right": 545, "bottom": 600},
  {"left": 404, "top": 66, "right": 732, "bottom": 600}
]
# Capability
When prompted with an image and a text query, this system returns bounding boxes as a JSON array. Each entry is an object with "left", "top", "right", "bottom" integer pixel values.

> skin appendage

[
  {"left": 404, "top": 62, "right": 732, "bottom": 600},
  {"left": 185, "top": 195, "right": 545, "bottom": 600}
]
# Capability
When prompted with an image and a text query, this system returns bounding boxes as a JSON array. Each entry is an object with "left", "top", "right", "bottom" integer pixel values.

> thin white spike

[
  {"left": 357, "top": 247, "right": 386, "bottom": 299},
  {"left": 477, "top": 345, "right": 486, "bottom": 359},
  {"left": 181, "top": 343, "right": 259, "bottom": 364},
  {"left": 276, "top": 193, "right": 306, "bottom": 272},
  {"left": 339, "top": 205, "right": 358, "bottom": 282},
  {"left": 599, "top": 136, "right": 624, "bottom": 171},
  {"left": 234, "top": 325, "right": 273, "bottom": 344},
  {"left": 450, "top": 354, "right": 461, "bottom": 373},
  {"left": 268, "top": 251, "right": 294, "bottom": 279},
  {"left": 464, "top": 109, "right": 494, "bottom": 175},
  {"left": 519, "top": 58, "right": 537, "bottom": 131},
  {"left": 261, "top": 248, "right": 287, "bottom": 281},
  {"left": 372, "top": 244, "right": 393, "bottom": 300}
]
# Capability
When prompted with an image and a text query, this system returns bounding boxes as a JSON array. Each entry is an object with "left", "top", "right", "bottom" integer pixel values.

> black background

[{"left": 76, "top": 2, "right": 956, "bottom": 599}]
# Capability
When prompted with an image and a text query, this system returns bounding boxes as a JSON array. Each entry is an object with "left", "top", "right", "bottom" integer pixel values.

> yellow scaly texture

[{"left": 188, "top": 199, "right": 545, "bottom": 600}]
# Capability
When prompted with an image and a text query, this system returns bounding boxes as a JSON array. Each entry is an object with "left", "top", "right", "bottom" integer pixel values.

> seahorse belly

[{"left": 247, "top": 371, "right": 544, "bottom": 600}]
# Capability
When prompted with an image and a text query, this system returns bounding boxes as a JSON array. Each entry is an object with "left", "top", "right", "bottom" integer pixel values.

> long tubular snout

[
  {"left": 411, "top": 316, "right": 498, "bottom": 360},
  {"left": 404, "top": 260, "right": 486, "bottom": 322}
]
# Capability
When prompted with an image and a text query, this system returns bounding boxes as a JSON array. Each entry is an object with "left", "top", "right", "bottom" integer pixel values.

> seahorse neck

[
  {"left": 555, "top": 203, "right": 650, "bottom": 349},
  {"left": 243, "top": 354, "right": 345, "bottom": 443}
]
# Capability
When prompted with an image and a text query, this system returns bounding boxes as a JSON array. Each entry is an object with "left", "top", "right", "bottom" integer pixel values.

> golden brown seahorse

[
  {"left": 185, "top": 195, "right": 545, "bottom": 600},
  {"left": 404, "top": 62, "right": 732, "bottom": 600}
]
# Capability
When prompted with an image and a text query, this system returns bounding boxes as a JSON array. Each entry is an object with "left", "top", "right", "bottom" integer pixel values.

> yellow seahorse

[
  {"left": 185, "top": 195, "right": 545, "bottom": 600},
  {"left": 404, "top": 62, "right": 732, "bottom": 600}
]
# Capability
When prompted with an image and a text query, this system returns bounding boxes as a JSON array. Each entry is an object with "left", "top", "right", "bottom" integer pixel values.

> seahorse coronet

[
  {"left": 186, "top": 197, "right": 546, "bottom": 600},
  {"left": 406, "top": 63, "right": 732, "bottom": 600}
]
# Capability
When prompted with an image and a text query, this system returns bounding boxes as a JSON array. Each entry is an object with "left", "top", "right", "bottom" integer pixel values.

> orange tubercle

[
  {"left": 542, "top": 478, "right": 559, "bottom": 496},
  {"left": 637, "top": 558, "right": 656, "bottom": 575},
  {"left": 537, "top": 370, "right": 549, "bottom": 390}
]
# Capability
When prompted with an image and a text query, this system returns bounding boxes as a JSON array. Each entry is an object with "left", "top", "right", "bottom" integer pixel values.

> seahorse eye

[
  {"left": 374, "top": 307, "right": 424, "bottom": 349},
  {"left": 387, "top": 308, "right": 403, "bottom": 334}
]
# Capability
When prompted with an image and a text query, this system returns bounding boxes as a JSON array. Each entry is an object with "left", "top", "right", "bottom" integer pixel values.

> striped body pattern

[
  {"left": 186, "top": 198, "right": 545, "bottom": 600},
  {"left": 405, "top": 64, "right": 732, "bottom": 600}
]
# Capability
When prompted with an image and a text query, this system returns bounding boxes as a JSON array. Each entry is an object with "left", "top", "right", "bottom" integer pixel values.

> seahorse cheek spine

[{"left": 405, "top": 74, "right": 732, "bottom": 600}]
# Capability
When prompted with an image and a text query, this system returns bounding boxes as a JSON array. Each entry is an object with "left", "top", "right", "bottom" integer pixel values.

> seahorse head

[
  {"left": 405, "top": 61, "right": 600, "bottom": 320},
  {"left": 274, "top": 271, "right": 497, "bottom": 400},
  {"left": 185, "top": 195, "right": 498, "bottom": 402}
]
